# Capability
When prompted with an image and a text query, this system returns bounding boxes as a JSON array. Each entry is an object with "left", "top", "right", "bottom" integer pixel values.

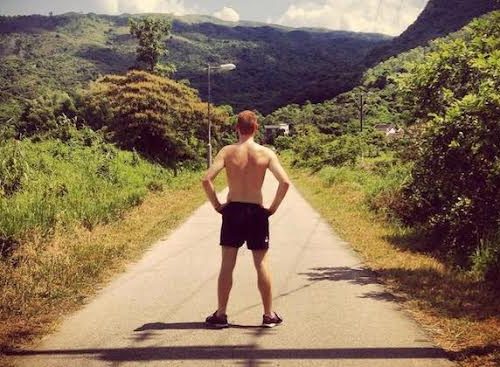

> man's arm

[
  {"left": 202, "top": 147, "right": 226, "bottom": 212},
  {"left": 267, "top": 149, "right": 291, "bottom": 215}
]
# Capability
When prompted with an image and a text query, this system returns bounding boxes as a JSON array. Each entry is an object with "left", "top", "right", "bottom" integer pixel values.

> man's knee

[{"left": 220, "top": 259, "right": 236, "bottom": 272}]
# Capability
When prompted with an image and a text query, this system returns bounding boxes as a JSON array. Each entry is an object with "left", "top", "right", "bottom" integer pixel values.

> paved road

[{"left": 10, "top": 175, "right": 453, "bottom": 367}]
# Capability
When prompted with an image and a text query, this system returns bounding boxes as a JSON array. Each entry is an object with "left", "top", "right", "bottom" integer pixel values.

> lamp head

[{"left": 219, "top": 63, "right": 236, "bottom": 71}]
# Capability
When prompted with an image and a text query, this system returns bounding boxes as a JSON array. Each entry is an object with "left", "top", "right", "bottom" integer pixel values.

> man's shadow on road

[{"left": 134, "top": 322, "right": 263, "bottom": 331}]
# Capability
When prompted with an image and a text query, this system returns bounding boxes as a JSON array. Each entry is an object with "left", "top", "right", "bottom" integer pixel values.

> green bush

[
  {"left": 288, "top": 124, "right": 387, "bottom": 171},
  {"left": 80, "top": 70, "right": 230, "bottom": 170},
  {"left": 364, "top": 160, "right": 412, "bottom": 223},
  {"left": 0, "top": 129, "right": 179, "bottom": 256},
  {"left": 396, "top": 12, "right": 500, "bottom": 266},
  {"left": 273, "top": 135, "right": 294, "bottom": 151},
  {"left": 470, "top": 235, "right": 500, "bottom": 282},
  {"left": 16, "top": 91, "right": 77, "bottom": 138}
]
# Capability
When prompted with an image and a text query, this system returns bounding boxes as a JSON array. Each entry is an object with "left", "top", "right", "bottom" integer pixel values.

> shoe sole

[{"left": 262, "top": 322, "right": 282, "bottom": 328}]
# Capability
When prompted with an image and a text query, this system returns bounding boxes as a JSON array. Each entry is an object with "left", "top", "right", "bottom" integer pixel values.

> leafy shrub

[
  {"left": 364, "top": 160, "right": 412, "bottom": 222},
  {"left": 470, "top": 235, "right": 500, "bottom": 282},
  {"left": 80, "top": 70, "right": 230, "bottom": 170},
  {"left": 396, "top": 12, "right": 500, "bottom": 265},
  {"left": 16, "top": 91, "right": 77, "bottom": 138},
  {"left": 274, "top": 135, "right": 294, "bottom": 151},
  {"left": 288, "top": 124, "right": 387, "bottom": 171}
]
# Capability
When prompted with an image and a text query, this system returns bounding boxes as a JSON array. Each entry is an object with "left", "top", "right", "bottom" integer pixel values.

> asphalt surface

[{"left": 10, "top": 175, "right": 453, "bottom": 367}]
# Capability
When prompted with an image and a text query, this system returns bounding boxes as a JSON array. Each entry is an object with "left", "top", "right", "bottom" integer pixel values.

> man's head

[{"left": 236, "top": 110, "right": 259, "bottom": 136}]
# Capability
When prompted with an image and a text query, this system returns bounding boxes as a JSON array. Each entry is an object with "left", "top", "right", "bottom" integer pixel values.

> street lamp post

[{"left": 207, "top": 63, "right": 236, "bottom": 167}]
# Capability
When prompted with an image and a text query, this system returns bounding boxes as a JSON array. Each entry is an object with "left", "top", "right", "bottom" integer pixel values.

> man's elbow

[{"left": 201, "top": 176, "right": 212, "bottom": 187}]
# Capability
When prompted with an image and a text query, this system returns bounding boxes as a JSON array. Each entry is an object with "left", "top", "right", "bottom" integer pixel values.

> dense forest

[
  {"left": 0, "top": 12, "right": 388, "bottom": 118},
  {"left": 1, "top": 1, "right": 496, "bottom": 121}
]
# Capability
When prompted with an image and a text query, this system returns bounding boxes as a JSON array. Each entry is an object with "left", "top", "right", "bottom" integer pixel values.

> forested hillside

[
  {"left": 366, "top": 0, "right": 499, "bottom": 64},
  {"left": 1, "top": 0, "right": 496, "bottom": 118},
  {"left": 0, "top": 12, "right": 388, "bottom": 118}
]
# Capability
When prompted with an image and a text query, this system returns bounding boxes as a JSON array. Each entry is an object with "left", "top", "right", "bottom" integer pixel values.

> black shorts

[{"left": 220, "top": 202, "right": 270, "bottom": 250}]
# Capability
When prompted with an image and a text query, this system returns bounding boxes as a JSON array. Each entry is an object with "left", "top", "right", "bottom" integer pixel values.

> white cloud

[
  {"left": 213, "top": 6, "right": 240, "bottom": 22},
  {"left": 274, "top": 0, "right": 428, "bottom": 36},
  {"left": 103, "top": 0, "right": 192, "bottom": 15}
]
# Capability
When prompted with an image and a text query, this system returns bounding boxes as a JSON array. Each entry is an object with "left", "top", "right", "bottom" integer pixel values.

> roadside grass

[
  {"left": 0, "top": 138, "right": 224, "bottom": 365},
  {"left": 0, "top": 162, "right": 224, "bottom": 357},
  {"left": 0, "top": 137, "right": 174, "bottom": 252},
  {"left": 284, "top": 157, "right": 500, "bottom": 367}
]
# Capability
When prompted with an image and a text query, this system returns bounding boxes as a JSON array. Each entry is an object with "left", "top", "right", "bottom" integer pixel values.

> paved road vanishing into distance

[{"left": 10, "top": 175, "right": 453, "bottom": 367}]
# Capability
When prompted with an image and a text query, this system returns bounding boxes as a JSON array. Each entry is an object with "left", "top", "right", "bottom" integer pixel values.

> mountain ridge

[
  {"left": 0, "top": 12, "right": 388, "bottom": 115},
  {"left": 0, "top": 1, "right": 497, "bottom": 117},
  {"left": 365, "top": 0, "right": 499, "bottom": 65}
]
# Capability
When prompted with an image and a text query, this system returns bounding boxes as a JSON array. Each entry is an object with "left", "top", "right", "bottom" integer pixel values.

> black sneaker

[
  {"left": 262, "top": 312, "right": 283, "bottom": 328},
  {"left": 205, "top": 311, "right": 229, "bottom": 328}
]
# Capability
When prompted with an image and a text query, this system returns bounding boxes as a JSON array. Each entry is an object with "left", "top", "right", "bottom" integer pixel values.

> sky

[{"left": 0, "top": 0, "right": 430, "bottom": 36}]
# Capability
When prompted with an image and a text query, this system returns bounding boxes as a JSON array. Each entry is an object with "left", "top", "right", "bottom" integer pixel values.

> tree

[
  {"left": 80, "top": 70, "right": 230, "bottom": 171},
  {"left": 396, "top": 12, "right": 500, "bottom": 267},
  {"left": 129, "top": 17, "right": 175, "bottom": 76}
]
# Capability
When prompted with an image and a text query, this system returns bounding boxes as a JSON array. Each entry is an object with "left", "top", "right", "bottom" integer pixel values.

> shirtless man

[{"left": 202, "top": 110, "right": 290, "bottom": 328}]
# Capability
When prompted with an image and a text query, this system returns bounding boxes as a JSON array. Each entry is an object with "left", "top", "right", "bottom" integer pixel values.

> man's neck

[{"left": 238, "top": 135, "right": 255, "bottom": 144}]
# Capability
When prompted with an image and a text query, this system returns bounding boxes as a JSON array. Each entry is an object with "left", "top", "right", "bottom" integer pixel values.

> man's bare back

[
  {"left": 203, "top": 138, "right": 289, "bottom": 214},
  {"left": 223, "top": 141, "right": 275, "bottom": 205}
]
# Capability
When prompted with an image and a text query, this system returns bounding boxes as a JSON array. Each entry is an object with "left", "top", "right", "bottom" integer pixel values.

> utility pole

[
  {"left": 206, "top": 63, "right": 236, "bottom": 168},
  {"left": 207, "top": 65, "right": 212, "bottom": 168},
  {"left": 358, "top": 91, "right": 366, "bottom": 132}
]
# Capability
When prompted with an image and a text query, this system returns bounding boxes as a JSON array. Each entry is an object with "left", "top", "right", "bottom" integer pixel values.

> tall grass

[
  {"left": 0, "top": 134, "right": 176, "bottom": 255},
  {"left": 314, "top": 153, "right": 412, "bottom": 223}
]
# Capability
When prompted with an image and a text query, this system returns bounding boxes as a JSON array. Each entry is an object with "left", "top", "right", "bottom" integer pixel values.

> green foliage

[
  {"left": 395, "top": 12, "right": 500, "bottom": 267},
  {"left": 129, "top": 16, "right": 175, "bottom": 75},
  {"left": 80, "top": 70, "right": 229, "bottom": 169},
  {"left": 309, "top": 154, "right": 412, "bottom": 225},
  {"left": 0, "top": 128, "right": 176, "bottom": 256},
  {"left": 397, "top": 11, "right": 500, "bottom": 119},
  {"left": 16, "top": 91, "right": 77, "bottom": 138},
  {"left": 286, "top": 124, "right": 387, "bottom": 171},
  {"left": 273, "top": 135, "right": 294, "bottom": 151},
  {"left": 0, "top": 13, "right": 388, "bottom": 117},
  {"left": 471, "top": 235, "right": 500, "bottom": 282}
]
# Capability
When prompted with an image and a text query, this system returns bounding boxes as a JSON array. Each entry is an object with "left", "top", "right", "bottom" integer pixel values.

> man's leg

[
  {"left": 252, "top": 249, "right": 273, "bottom": 316},
  {"left": 217, "top": 246, "right": 239, "bottom": 316}
]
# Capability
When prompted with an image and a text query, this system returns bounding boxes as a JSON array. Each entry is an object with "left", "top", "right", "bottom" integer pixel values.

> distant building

[
  {"left": 374, "top": 124, "right": 404, "bottom": 136},
  {"left": 264, "top": 123, "right": 290, "bottom": 143}
]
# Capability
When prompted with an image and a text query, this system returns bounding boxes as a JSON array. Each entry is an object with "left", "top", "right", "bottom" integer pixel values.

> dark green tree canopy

[{"left": 129, "top": 17, "right": 174, "bottom": 75}]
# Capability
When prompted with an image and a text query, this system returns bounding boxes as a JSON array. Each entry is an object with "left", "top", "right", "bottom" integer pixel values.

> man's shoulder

[
  {"left": 258, "top": 144, "right": 277, "bottom": 158},
  {"left": 252, "top": 142, "right": 274, "bottom": 153},
  {"left": 220, "top": 144, "right": 235, "bottom": 152}
]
